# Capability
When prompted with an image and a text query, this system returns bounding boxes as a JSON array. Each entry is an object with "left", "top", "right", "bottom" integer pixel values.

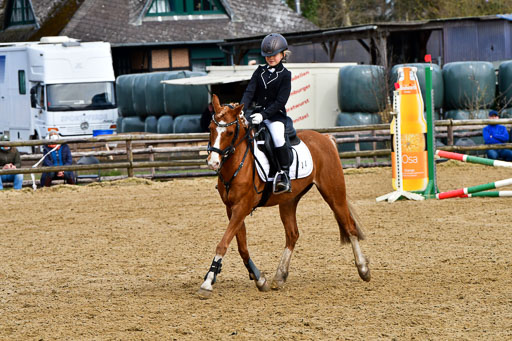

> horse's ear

[
  {"left": 212, "top": 94, "right": 221, "bottom": 114},
  {"left": 235, "top": 103, "right": 244, "bottom": 116},
  {"left": 236, "top": 103, "right": 248, "bottom": 126}
]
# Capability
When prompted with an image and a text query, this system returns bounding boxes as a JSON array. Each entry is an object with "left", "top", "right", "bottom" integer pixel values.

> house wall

[
  {"left": 444, "top": 20, "right": 512, "bottom": 64},
  {"left": 288, "top": 40, "right": 371, "bottom": 65}
]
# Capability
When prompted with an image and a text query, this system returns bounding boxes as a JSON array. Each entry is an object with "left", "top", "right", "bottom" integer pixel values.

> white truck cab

[{"left": 0, "top": 36, "right": 117, "bottom": 152}]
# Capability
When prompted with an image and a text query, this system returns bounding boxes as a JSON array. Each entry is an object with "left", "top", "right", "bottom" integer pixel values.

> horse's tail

[
  {"left": 326, "top": 134, "right": 337, "bottom": 149},
  {"left": 321, "top": 133, "right": 365, "bottom": 241},
  {"left": 348, "top": 201, "right": 366, "bottom": 241}
]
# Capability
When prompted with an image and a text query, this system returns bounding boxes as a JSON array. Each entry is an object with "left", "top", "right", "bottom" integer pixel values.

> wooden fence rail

[{"left": 1, "top": 118, "right": 511, "bottom": 179}]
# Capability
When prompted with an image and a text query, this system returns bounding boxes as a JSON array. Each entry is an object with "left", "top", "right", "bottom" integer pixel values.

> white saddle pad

[{"left": 254, "top": 140, "right": 313, "bottom": 181}]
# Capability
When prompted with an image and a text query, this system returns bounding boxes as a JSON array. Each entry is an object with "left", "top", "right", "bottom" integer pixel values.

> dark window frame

[
  {"left": 5, "top": 0, "right": 36, "bottom": 27},
  {"left": 147, "top": 0, "right": 225, "bottom": 16},
  {"left": 18, "top": 70, "right": 26, "bottom": 94}
]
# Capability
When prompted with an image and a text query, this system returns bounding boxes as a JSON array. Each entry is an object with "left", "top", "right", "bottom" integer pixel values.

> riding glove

[{"left": 250, "top": 113, "right": 263, "bottom": 125}]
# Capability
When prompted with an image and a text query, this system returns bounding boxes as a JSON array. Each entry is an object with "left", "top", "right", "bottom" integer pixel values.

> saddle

[
  {"left": 253, "top": 117, "right": 300, "bottom": 178},
  {"left": 245, "top": 107, "right": 300, "bottom": 176}
]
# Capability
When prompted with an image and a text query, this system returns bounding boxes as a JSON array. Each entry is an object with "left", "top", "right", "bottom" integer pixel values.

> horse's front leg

[
  {"left": 235, "top": 222, "right": 270, "bottom": 292},
  {"left": 197, "top": 205, "right": 249, "bottom": 298},
  {"left": 271, "top": 200, "right": 300, "bottom": 290}
]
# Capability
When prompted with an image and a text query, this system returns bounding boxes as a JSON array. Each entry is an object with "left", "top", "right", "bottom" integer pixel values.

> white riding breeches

[{"left": 264, "top": 120, "right": 286, "bottom": 148}]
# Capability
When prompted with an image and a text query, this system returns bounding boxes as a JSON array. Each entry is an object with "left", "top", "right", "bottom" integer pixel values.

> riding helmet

[{"left": 261, "top": 33, "right": 288, "bottom": 57}]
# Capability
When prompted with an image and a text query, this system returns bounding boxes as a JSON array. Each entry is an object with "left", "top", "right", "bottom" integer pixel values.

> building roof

[
  {"left": 0, "top": 0, "right": 316, "bottom": 44},
  {"left": 0, "top": 0, "right": 85, "bottom": 42},
  {"left": 64, "top": 0, "right": 316, "bottom": 44}
]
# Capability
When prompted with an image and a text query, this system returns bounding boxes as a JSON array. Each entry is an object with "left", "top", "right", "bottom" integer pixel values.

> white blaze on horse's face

[{"left": 207, "top": 121, "right": 227, "bottom": 171}]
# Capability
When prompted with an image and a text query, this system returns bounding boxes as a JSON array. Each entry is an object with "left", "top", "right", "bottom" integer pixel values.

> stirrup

[{"left": 273, "top": 171, "right": 291, "bottom": 194}]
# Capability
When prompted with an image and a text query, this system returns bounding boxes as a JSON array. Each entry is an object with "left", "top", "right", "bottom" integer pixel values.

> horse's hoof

[
  {"left": 358, "top": 267, "right": 371, "bottom": 282},
  {"left": 270, "top": 278, "right": 285, "bottom": 290},
  {"left": 197, "top": 287, "right": 213, "bottom": 299},
  {"left": 256, "top": 276, "right": 270, "bottom": 292}
]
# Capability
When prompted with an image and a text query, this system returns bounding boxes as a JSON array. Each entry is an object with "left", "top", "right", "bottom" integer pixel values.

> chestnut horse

[{"left": 199, "top": 94, "right": 370, "bottom": 298}]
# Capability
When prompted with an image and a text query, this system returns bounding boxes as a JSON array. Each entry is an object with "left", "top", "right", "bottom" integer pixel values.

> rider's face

[{"left": 265, "top": 52, "right": 283, "bottom": 67}]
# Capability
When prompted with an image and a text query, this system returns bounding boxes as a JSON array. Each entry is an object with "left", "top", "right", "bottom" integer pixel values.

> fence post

[
  {"left": 126, "top": 140, "right": 134, "bottom": 177},
  {"left": 148, "top": 145, "right": 155, "bottom": 178},
  {"left": 447, "top": 123, "right": 454, "bottom": 146},
  {"left": 372, "top": 130, "right": 377, "bottom": 163},
  {"left": 354, "top": 133, "right": 361, "bottom": 167}
]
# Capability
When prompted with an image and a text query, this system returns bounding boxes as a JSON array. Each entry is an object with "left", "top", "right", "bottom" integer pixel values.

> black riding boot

[{"left": 274, "top": 145, "right": 291, "bottom": 194}]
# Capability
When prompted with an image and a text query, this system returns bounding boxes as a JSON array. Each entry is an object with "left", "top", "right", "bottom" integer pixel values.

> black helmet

[{"left": 261, "top": 33, "right": 288, "bottom": 57}]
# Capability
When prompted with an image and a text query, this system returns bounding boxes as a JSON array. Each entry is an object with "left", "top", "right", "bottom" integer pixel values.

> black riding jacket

[{"left": 241, "top": 62, "right": 291, "bottom": 124}]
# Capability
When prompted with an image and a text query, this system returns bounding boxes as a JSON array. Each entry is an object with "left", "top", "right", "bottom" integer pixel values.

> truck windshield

[{"left": 47, "top": 82, "right": 116, "bottom": 111}]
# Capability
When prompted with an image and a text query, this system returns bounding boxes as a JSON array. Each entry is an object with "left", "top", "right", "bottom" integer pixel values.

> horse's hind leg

[
  {"left": 316, "top": 180, "right": 371, "bottom": 282},
  {"left": 271, "top": 200, "right": 300, "bottom": 290},
  {"left": 236, "top": 223, "right": 270, "bottom": 292}
]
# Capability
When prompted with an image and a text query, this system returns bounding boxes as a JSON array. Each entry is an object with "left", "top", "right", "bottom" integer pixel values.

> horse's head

[{"left": 206, "top": 94, "right": 247, "bottom": 171}]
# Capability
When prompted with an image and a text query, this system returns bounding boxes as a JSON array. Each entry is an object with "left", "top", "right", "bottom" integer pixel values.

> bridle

[
  {"left": 207, "top": 110, "right": 253, "bottom": 194},
  {"left": 207, "top": 114, "right": 240, "bottom": 158}
]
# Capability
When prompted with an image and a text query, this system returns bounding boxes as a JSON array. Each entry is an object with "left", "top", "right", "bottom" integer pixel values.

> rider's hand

[{"left": 250, "top": 113, "right": 263, "bottom": 125}]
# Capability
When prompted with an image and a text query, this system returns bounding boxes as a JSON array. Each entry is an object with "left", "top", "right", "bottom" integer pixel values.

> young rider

[{"left": 240, "top": 33, "right": 292, "bottom": 193}]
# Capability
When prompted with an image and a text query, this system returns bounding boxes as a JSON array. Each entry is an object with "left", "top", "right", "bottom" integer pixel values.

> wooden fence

[{"left": 1, "top": 118, "right": 512, "bottom": 182}]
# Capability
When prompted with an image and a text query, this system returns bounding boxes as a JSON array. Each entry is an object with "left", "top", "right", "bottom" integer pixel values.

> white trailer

[
  {"left": 162, "top": 63, "right": 355, "bottom": 129},
  {"left": 0, "top": 36, "right": 117, "bottom": 152}
]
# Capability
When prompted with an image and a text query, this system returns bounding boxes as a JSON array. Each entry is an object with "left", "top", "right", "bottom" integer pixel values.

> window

[
  {"left": 171, "top": 48, "right": 190, "bottom": 69},
  {"left": 151, "top": 49, "right": 170, "bottom": 69},
  {"left": 46, "top": 82, "right": 116, "bottom": 111},
  {"left": 6, "top": 0, "right": 35, "bottom": 27},
  {"left": 147, "top": 0, "right": 225, "bottom": 16},
  {"left": 30, "top": 83, "right": 44, "bottom": 109},
  {"left": 18, "top": 70, "right": 26, "bottom": 94}
]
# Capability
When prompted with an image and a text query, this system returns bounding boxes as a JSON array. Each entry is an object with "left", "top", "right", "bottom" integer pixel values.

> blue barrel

[
  {"left": 115, "top": 74, "right": 136, "bottom": 117},
  {"left": 443, "top": 61, "right": 496, "bottom": 110},
  {"left": 144, "top": 116, "right": 158, "bottom": 133},
  {"left": 338, "top": 65, "right": 387, "bottom": 113},
  {"left": 335, "top": 112, "right": 384, "bottom": 152},
  {"left": 498, "top": 61, "right": 512, "bottom": 108},
  {"left": 157, "top": 115, "right": 174, "bottom": 133},
  {"left": 173, "top": 114, "right": 202, "bottom": 133}
]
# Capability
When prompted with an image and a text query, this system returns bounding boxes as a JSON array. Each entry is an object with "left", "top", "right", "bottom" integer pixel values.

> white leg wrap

[{"left": 275, "top": 248, "right": 292, "bottom": 282}]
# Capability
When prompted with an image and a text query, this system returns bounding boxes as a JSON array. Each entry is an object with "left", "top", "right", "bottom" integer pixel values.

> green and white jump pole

[
  {"left": 461, "top": 191, "right": 512, "bottom": 198},
  {"left": 435, "top": 150, "right": 512, "bottom": 199},
  {"left": 436, "top": 150, "right": 512, "bottom": 168},
  {"left": 436, "top": 178, "right": 512, "bottom": 200}
]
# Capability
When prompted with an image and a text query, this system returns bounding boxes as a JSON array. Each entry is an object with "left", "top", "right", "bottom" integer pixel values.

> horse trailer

[
  {"left": 162, "top": 63, "right": 355, "bottom": 129},
  {"left": 0, "top": 36, "right": 117, "bottom": 152}
]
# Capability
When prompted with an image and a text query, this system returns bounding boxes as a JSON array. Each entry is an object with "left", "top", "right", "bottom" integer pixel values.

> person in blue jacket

[
  {"left": 240, "top": 33, "right": 293, "bottom": 193},
  {"left": 40, "top": 131, "right": 76, "bottom": 187},
  {"left": 482, "top": 110, "right": 512, "bottom": 161}
]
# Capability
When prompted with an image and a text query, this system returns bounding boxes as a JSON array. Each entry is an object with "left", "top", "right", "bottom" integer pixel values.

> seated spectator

[
  {"left": 0, "top": 134, "right": 23, "bottom": 190},
  {"left": 482, "top": 110, "right": 512, "bottom": 161},
  {"left": 40, "top": 131, "right": 75, "bottom": 187}
]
